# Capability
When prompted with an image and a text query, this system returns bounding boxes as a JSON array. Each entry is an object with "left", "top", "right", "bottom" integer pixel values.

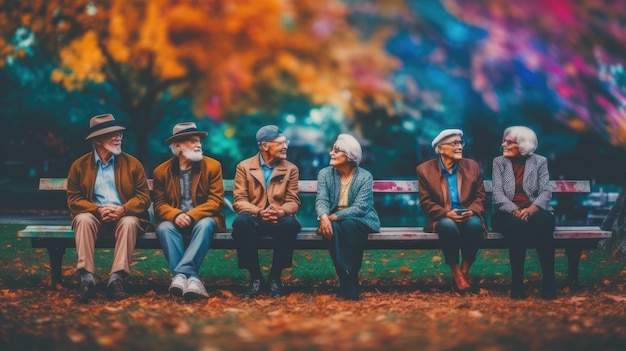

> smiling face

[
  {"left": 261, "top": 136, "right": 289, "bottom": 165},
  {"left": 94, "top": 132, "right": 123, "bottom": 157},
  {"left": 329, "top": 144, "right": 350, "bottom": 168},
  {"left": 436, "top": 134, "right": 464, "bottom": 162},
  {"left": 501, "top": 133, "right": 521, "bottom": 158}
]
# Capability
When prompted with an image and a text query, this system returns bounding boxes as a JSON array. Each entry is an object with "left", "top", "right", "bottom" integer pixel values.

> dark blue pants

[
  {"left": 231, "top": 212, "right": 301, "bottom": 272},
  {"left": 435, "top": 216, "right": 484, "bottom": 265},
  {"left": 491, "top": 209, "right": 556, "bottom": 289},
  {"left": 325, "top": 219, "right": 372, "bottom": 275}
]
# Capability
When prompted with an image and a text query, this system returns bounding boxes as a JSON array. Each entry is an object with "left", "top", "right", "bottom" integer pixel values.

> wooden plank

[
  {"left": 38, "top": 178, "right": 592, "bottom": 193},
  {"left": 19, "top": 225, "right": 611, "bottom": 241}
]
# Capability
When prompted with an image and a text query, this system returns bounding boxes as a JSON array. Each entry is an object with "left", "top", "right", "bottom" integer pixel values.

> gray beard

[
  {"left": 105, "top": 144, "right": 122, "bottom": 156},
  {"left": 182, "top": 149, "right": 203, "bottom": 162}
]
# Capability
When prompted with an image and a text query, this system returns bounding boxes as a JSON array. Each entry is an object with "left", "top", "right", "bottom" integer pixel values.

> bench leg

[
  {"left": 565, "top": 247, "right": 582, "bottom": 289},
  {"left": 47, "top": 246, "right": 66, "bottom": 286}
]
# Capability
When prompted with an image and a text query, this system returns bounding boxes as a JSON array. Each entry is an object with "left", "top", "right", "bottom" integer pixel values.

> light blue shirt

[
  {"left": 93, "top": 152, "right": 122, "bottom": 206},
  {"left": 440, "top": 158, "right": 461, "bottom": 210},
  {"left": 259, "top": 154, "right": 274, "bottom": 188}
]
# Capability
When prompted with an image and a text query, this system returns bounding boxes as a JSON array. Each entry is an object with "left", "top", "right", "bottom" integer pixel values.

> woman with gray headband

[{"left": 315, "top": 134, "right": 380, "bottom": 300}]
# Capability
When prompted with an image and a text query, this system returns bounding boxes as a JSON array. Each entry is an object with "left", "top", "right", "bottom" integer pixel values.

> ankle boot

[{"left": 343, "top": 271, "right": 360, "bottom": 301}]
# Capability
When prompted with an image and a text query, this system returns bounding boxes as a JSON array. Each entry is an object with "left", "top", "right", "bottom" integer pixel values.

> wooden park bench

[{"left": 18, "top": 178, "right": 612, "bottom": 286}]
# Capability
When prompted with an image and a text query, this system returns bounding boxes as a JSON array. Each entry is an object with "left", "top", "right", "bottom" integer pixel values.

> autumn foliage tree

[{"left": 0, "top": 0, "right": 398, "bottom": 168}]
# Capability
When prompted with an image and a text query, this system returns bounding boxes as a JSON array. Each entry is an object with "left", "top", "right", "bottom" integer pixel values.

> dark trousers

[
  {"left": 231, "top": 212, "right": 301, "bottom": 273},
  {"left": 324, "top": 219, "right": 372, "bottom": 275},
  {"left": 435, "top": 216, "right": 484, "bottom": 265},
  {"left": 491, "top": 209, "right": 556, "bottom": 289}
]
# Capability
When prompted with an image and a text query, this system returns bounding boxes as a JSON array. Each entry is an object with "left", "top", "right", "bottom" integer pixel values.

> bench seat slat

[{"left": 18, "top": 225, "right": 611, "bottom": 241}]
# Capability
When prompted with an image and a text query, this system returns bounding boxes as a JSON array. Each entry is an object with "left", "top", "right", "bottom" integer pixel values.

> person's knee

[
  {"left": 117, "top": 216, "right": 140, "bottom": 232},
  {"left": 436, "top": 218, "right": 459, "bottom": 236},
  {"left": 156, "top": 221, "right": 177, "bottom": 238}
]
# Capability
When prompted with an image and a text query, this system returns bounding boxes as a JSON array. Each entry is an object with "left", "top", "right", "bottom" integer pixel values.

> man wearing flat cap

[
  {"left": 416, "top": 129, "right": 486, "bottom": 295},
  {"left": 67, "top": 114, "right": 152, "bottom": 303},
  {"left": 231, "top": 125, "right": 301, "bottom": 298},
  {"left": 152, "top": 122, "right": 225, "bottom": 300}
]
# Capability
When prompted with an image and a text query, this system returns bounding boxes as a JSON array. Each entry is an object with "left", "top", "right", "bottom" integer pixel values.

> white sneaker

[
  {"left": 169, "top": 274, "right": 187, "bottom": 297},
  {"left": 183, "top": 277, "right": 209, "bottom": 300}
]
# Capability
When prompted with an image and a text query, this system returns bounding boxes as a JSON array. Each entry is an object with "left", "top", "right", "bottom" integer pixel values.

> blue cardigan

[{"left": 315, "top": 166, "right": 380, "bottom": 232}]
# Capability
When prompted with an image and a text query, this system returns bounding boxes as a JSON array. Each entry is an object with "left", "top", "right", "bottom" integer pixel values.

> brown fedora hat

[
  {"left": 165, "top": 122, "right": 208, "bottom": 144},
  {"left": 85, "top": 114, "right": 126, "bottom": 140}
]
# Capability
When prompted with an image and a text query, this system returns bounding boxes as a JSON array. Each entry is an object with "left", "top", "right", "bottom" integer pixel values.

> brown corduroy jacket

[{"left": 66, "top": 151, "right": 151, "bottom": 225}]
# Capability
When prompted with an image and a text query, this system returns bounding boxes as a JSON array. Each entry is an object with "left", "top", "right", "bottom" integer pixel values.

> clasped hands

[
  {"left": 97, "top": 205, "right": 125, "bottom": 222},
  {"left": 258, "top": 205, "right": 286, "bottom": 225},
  {"left": 512, "top": 205, "right": 539, "bottom": 222}
]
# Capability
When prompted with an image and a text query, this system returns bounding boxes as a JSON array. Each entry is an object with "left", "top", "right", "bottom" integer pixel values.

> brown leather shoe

[
  {"left": 76, "top": 281, "right": 95, "bottom": 303},
  {"left": 106, "top": 278, "right": 129, "bottom": 300}
]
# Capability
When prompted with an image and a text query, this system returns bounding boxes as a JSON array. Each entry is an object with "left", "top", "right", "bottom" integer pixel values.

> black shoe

[
  {"left": 452, "top": 281, "right": 471, "bottom": 295},
  {"left": 76, "top": 281, "right": 95, "bottom": 303},
  {"left": 106, "top": 278, "right": 129, "bottom": 301},
  {"left": 269, "top": 277, "right": 284, "bottom": 298},
  {"left": 510, "top": 283, "right": 526, "bottom": 299},
  {"left": 341, "top": 271, "right": 360, "bottom": 301},
  {"left": 243, "top": 278, "right": 264, "bottom": 299}
]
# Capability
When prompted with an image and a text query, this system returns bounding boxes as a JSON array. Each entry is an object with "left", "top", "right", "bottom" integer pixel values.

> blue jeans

[
  {"left": 156, "top": 217, "right": 216, "bottom": 279},
  {"left": 435, "top": 216, "right": 484, "bottom": 265}
]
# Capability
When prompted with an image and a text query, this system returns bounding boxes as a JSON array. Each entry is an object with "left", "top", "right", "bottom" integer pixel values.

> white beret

[{"left": 431, "top": 129, "right": 463, "bottom": 148}]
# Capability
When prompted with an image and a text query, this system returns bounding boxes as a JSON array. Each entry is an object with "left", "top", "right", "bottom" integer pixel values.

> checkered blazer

[{"left": 491, "top": 154, "right": 553, "bottom": 214}]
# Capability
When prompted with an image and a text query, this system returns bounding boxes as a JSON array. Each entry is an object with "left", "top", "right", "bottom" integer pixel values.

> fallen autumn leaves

[{"left": 1, "top": 277, "right": 626, "bottom": 351}]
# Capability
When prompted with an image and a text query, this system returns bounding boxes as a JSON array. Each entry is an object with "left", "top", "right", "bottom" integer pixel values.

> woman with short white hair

[
  {"left": 492, "top": 126, "right": 556, "bottom": 299},
  {"left": 315, "top": 134, "right": 380, "bottom": 300}
]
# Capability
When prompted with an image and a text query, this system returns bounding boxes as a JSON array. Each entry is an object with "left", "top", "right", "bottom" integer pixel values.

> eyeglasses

[
  {"left": 439, "top": 140, "right": 465, "bottom": 147},
  {"left": 266, "top": 139, "right": 290, "bottom": 146},
  {"left": 107, "top": 132, "right": 123, "bottom": 139},
  {"left": 329, "top": 146, "right": 345, "bottom": 153},
  {"left": 502, "top": 139, "right": 518, "bottom": 146}
]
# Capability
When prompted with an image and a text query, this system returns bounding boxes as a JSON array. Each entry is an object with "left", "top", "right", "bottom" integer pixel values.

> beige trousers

[{"left": 72, "top": 213, "right": 141, "bottom": 275}]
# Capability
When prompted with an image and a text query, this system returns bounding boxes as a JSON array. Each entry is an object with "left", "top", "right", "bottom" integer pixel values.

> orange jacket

[
  {"left": 66, "top": 151, "right": 151, "bottom": 225},
  {"left": 152, "top": 156, "right": 225, "bottom": 231}
]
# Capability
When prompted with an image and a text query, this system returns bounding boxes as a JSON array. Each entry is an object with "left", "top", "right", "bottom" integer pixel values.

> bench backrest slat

[{"left": 39, "top": 178, "right": 590, "bottom": 193}]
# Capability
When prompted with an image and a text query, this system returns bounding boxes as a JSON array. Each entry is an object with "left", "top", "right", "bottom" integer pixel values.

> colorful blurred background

[{"left": 1, "top": 0, "right": 625, "bottom": 223}]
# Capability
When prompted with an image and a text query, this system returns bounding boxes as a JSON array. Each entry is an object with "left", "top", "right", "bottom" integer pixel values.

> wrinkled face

[
  {"left": 95, "top": 132, "right": 123, "bottom": 156},
  {"left": 262, "top": 136, "right": 289, "bottom": 163},
  {"left": 176, "top": 137, "right": 203, "bottom": 161},
  {"left": 329, "top": 144, "right": 350, "bottom": 168},
  {"left": 437, "top": 135, "right": 464, "bottom": 162},
  {"left": 501, "top": 134, "right": 521, "bottom": 158}
]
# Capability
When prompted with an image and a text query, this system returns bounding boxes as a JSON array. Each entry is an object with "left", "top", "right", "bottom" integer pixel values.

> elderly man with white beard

[
  {"left": 152, "top": 122, "right": 225, "bottom": 300},
  {"left": 67, "top": 114, "right": 152, "bottom": 303}
]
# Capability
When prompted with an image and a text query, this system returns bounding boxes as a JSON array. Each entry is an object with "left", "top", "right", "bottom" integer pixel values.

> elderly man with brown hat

[
  {"left": 67, "top": 114, "right": 152, "bottom": 303},
  {"left": 152, "top": 122, "right": 225, "bottom": 300},
  {"left": 231, "top": 125, "right": 301, "bottom": 298}
]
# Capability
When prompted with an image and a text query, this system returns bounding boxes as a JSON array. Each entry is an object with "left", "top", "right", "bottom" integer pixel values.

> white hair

[
  {"left": 335, "top": 134, "right": 362, "bottom": 166},
  {"left": 503, "top": 126, "right": 538, "bottom": 156}
]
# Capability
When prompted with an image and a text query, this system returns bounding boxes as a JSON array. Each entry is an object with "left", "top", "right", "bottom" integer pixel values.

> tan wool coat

[{"left": 233, "top": 153, "right": 300, "bottom": 217}]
